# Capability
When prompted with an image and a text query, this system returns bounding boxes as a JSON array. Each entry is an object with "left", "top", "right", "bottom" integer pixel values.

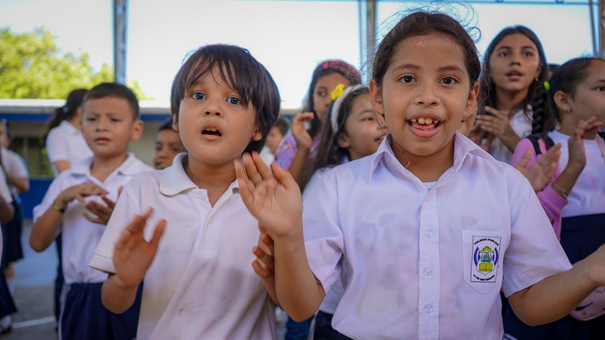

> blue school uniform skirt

[
  {"left": 503, "top": 213, "right": 605, "bottom": 340},
  {"left": 59, "top": 282, "right": 142, "bottom": 340}
]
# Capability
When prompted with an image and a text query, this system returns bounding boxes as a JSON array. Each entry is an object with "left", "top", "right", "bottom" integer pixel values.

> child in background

[
  {"left": 236, "top": 11, "right": 605, "bottom": 339},
  {"left": 260, "top": 117, "right": 289, "bottom": 165},
  {"left": 153, "top": 117, "right": 185, "bottom": 170},
  {"left": 504, "top": 57, "right": 605, "bottom": 339},
  {"left": 29, "top": 82, "right": 151, "bottom": 340},
  {"left": 0, "top": 167, "right": 15, "bottom": 334},
  {"left": 471, "top": 25, "right": 549, "bottom": 163},
  {"left": 274, "top": 60, "right": 361, "bottom": 186},
  {"left": 42, "top": 88, "right": 93, "bottom": 175},
  {"left": 90, "top": 44, "right": 281, "bottom": 339},
  {"left": 301, "top": 84, "right": 387, "bottom": 339}
]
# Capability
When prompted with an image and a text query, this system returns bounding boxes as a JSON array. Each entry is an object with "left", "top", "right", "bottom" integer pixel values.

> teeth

[
  {"left": 412, "top": 118, "right": 439, "bottom": 125},
  {"left": 206, "top": 127, "right": 217, "bottom": 132}
]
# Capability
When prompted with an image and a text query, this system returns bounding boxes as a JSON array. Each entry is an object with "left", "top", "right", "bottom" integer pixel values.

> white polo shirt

[
  {"left": 33, "top": 153, "right": 152, "bottom": 285},
  {"left": 0, "top": 147, "right": 28, "bottom": 181},
  {"left": 0, "top": 168, "right": 12, "bottom": 205},
  {"left": 303, "top": 132, "right": 572, "bottom": 340},
  {"left": 46, "top": 121, "right": 93, "bottom": 176},
  {"left": 90, "top": 153, "right": 275, "bottom": 340}
]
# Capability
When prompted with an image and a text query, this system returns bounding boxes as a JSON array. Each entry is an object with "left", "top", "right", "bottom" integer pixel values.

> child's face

[
  {"left": 338, "top": 93, "right": 387, "bottom": 161},
  {"left": 265, "top": 126, "right": 284, "bottom": 155},
  {"left": 488, "top": 33, "right": 542, "bottom": 96},
  {"left": 313, "top": 73, "right": 351, "bottom": 122},
  {"left": 565, "top": 60, "right": 605, "bottom": 125},
  {"left": 153, "top": 129, "right": 185, "bottom": 169},
  {"left": 175, "top": 66, "right": 261, "bottom": 167},
  {"left": 371, "top": 32, "right": 478, "bottom": 166},
  {"left": 82, "top": 97, "right": 142, "bottom": 160}
]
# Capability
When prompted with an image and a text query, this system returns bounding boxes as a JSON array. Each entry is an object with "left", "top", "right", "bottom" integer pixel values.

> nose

[
  {"left": 96, "top": 116, "right": 109, "bottom": 131},
  {"left": 414, "top": 81, "right": 439, "bottom": 107},
  {"left": 203, "top": 97, "right": 223, "bottom": 117}
]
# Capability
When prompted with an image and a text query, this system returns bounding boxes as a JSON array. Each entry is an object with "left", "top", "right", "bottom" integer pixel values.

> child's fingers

[
  {"left": 149, "top": 219, "right": 166, "bottom": 249},
  {"left": 516, "top": 148, "right": 533, "bottom": 169},
  {"left": 251, "top": 151, "right": 273, "bottom": 181},
  {"left": 271, "top": 162, "right": 299, "bottom": 192},
  {"left": 242, "top": 153, "right": 264, "bottom": 187},
  {"left": 235, "top": 159, "right": 254, "bottom": 203},
  {"left": 251, "top": 260, "right": 271, "bottom": 279},
  {"left": 101, "top": 195, "right": 116, "bottom": 209}
]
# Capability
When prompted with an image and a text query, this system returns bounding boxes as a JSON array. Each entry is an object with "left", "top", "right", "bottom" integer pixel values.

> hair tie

[
  {"left": 543, "top": 80, "right": 550, "bottom": 92},
  {"left": 330, "top": 84, "right": 364, "bottom": 132},
  {"left": 62, "top": 106, "right": 69, "bottom": 114}
]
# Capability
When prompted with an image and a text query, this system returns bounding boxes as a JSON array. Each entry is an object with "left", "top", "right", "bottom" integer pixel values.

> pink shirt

[{"left": 273, "top": 131, "right": 320, "bottom": 169}]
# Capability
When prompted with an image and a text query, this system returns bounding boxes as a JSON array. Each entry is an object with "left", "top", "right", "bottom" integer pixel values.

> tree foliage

[{"left": 0, "top": 27, "right": 150, "bottom": 99}]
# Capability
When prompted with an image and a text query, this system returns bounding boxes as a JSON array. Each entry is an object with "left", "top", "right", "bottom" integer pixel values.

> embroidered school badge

[{"left": 471, "top": 236, "right": 501, "bottom": 283}]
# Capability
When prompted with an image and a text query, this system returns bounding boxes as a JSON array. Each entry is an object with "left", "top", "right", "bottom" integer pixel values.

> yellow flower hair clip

[{"left": 331, "top": 83, "right": 345, "bottom": 100}]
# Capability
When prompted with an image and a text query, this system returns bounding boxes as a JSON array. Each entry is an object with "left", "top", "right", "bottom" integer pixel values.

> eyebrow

[
  {"left": 393, "top": 64, "right": 465, "bottom": 73},
  {"left": 496, "top": 45, "right": 537, "bottom": 51}
]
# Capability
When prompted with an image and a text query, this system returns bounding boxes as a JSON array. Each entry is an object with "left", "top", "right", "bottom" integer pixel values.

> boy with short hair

[
  {"left": 29, "top": 82, "right": 152, "bottom": 340},
  {"left": 153, "top": 117, "right": 185, "bottom": 170}
]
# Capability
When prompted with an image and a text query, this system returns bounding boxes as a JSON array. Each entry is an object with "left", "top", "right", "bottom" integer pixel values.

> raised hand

[
  {"left": 235, "top": 152, "right": 303, "bottom": 238},
  {"left": 112, "top": 208, "right": 166, "bottom": 289},
  {"left": 566, "top": 117, "right": 604, "bottom": 172},
  {"left": 252, "top": 224, "right": 275, "bottom": 279},
  {"left": 290, "top": 112, "right": 315, "bottom": 150},
  {"left": 467, "top": 123, "right": 493, "bottom": 152},
  {"left": 515, "top": 143, "right": 561, "bottom": 192},
  {"left": 476, "top": 107, "right": 521, "bottom": 151}
]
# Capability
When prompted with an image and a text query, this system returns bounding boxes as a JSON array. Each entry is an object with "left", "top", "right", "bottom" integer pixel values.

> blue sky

[{"left": 0, "top": 0, "right": 595, "bottom": 109}]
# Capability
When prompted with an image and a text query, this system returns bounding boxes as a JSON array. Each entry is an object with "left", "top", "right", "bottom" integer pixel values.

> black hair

[
  {"left": 300, "top": 85, "right": 370, "bottom": 191},
  {"left": 170, "top": 44, "right": 281, "bottom": 153},
  {"left": 41, "top": 88, "right": 88, "bottom": 146},
  {"left": 83, "top": 83, "right": 140, "bottom": 120},
  {"left": 302, "top": 60, "right": 362, "bottom": 138},
  {"left": 543, "top": 57, "right": 603, "bottom": 131},
  {"left": 273, "top": 117, "right": 290, "bottom": 137},
  {"left": 373, "top": 11, "right": 481, "bottom": 89},
  {"left": 477, "top": 26, "right": 549, "bottom": 134},
  {"left": 157, "top": 117, "right": 175, "bottom": 133}
]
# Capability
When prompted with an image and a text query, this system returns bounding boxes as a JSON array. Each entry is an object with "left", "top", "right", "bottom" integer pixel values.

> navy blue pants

[{"left": 60, "top": 282, "right": 142, "bottom": 340}]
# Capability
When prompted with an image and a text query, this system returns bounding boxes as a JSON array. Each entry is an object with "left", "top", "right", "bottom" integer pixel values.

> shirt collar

[
  {"left": 70, "top": 152, "right": 144, "bottom": 177},
  {"left": 158, "top": 153, "right": 240, "bottom": 196},
  {"left": 368, "top": 132, "right": 495, "bottom": 183}
]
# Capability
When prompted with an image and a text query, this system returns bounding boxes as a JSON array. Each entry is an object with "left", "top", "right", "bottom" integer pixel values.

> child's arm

[
  {"left": 102, "top": 208, "right": 165, "bottom": 313},
  {"left": 29, "top": 181, "right": 108, "bottom": 252},
  {"left": 0, "top": 193, "right": 13, "bottom": 223},
  {"left": 513, "top": 144, "right": 561, "bottom": 192},
  {"left": 251, "top": 224, "right": 280, "bottom": 307},
  {"left": 287, "top": 112, "right": 314, "bottom": 186},
  {"left": 235, "top": 152, "right": 325, "bottom": 321},
  {"left": 508, "top": 244, "right": 605, "bottom": 325}
]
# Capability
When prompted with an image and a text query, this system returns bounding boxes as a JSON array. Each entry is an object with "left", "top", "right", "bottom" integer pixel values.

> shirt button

[
  {"left": 194, "top": 191, "right": 201, "bottom": 198},
  {"left": 423, "top": 267, "right": 433, "bottom": 277},
  {"left": 424, "top": 230, "right": 433, "bottom": 239},
  {"left": 424, "top": 305, "right": 433, "bottom": 313}
]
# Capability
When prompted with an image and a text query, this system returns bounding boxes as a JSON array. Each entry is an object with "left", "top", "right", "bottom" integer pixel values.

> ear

[
  {"left": 462, "top": 81, "right": 480, "bottom": 124},
  {"left": 534, "top": 63, "right": 543, "bottom": 80},
  {"left": 130, "top": 119, "right": 144, "bottom": 142},
  {"left": 252, "top": 127, "right": 262, "bottom": 142},
  {"left": 370, "top": 79, "right": 384, "bottom": 115},
  {"left": 553, "top": 91, "right": 571, "bottom": 113},
  {"left": 172, "top": 112, "right": 179, "bottom": 132},
  {"left": 337, "top": 132, "right": 350, "bottom": 149}
]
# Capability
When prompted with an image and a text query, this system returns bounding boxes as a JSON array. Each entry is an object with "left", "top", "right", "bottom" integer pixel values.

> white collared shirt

[
  {"left": 0, "top": 168, "right": 12, "bottom": 204},
  {"left": 46, "top": 120, "right": 93, "bottom": 176},
  {"left": 33, "top": 153, "right": 152, "bottom": 285},
  {"left": 90, "top": 153, "right": 275, "bottom": 340},
  {"left": 303, "top": 133, "right": 571, "bottom": 340}
]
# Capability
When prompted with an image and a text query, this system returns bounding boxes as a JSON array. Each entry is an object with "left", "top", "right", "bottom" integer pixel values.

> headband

[
  {"left": 313, "top": 60, "right": 361, "bottom": 84},
  {"left": 330, "top": 84, "right": 366, "bottom": 132}
]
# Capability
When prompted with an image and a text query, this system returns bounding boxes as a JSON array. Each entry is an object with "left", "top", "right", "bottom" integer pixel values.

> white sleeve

[
  {"left": 4, "top": 150, "right": 29, "bottom": 179},
  {"left": 89, "top": 179, "right": 141, "bottom": 274},
  {"left": 46, "top": 128, "right": 69, "bottom": 163},
  {"left": 0, "top": 169, "right": 12, "bottom": 204}
]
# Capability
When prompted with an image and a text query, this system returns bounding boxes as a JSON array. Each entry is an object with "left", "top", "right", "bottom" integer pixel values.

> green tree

[{"left": 0, "top": 27, "right": 150, "bottom": 99}]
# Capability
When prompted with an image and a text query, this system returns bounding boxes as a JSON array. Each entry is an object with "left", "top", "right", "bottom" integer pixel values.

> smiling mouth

[{"left": 410, "top": 117, "right": 440, "bottom": 129}]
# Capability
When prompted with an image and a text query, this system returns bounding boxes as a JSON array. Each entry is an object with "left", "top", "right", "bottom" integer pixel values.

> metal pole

[
  {"left": 358, "top": 0, "right": 376, "bottom": 83},
  {"left": 114, "top": 0, "right": 128, "bottom": 84},
  {"left": 600, "top": 0, "right": 605, "bottom": 58}
]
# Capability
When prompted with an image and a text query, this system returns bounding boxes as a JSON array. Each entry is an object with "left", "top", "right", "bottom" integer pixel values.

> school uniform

[
  {"left": 302, "top": 132, "right": 572, "bottom": 339},
  {"left": 488, "top": 107, "right": 533, "bottom": 164},
  {"left": 46, "top": 121, "right": 93, "bottom": 176},
  {"left": 90, "top": 153, "right": 275, "bottom": 340},
  {"left": 504, "top": 131, "right": 605, "bottom": 339},
  {"left": 0, "top": 147, "right": 28, "bottom": 266},
  {"left": 33, "top": 153, "right": 152, "bottom": 340}
]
